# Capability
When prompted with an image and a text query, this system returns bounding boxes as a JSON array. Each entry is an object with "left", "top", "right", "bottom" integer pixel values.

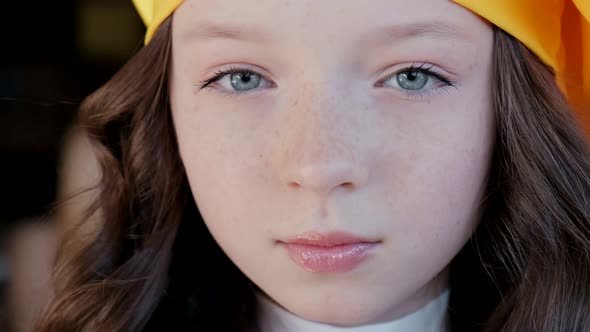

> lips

[{"left": 280, "top": 231, "right": 380, "bottom": 272}]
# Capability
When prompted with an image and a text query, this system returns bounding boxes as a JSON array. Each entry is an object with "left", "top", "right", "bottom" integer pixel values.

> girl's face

[{"left": 170, "top": 0, "right": 494, "bottom": 325}]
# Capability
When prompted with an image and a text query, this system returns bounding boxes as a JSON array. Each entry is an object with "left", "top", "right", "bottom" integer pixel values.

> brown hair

[
  {"left": 449, "top": 25, "right": 590, "bottom": 331},
  {"left": 36, "top": 17, "right": 590, "bottom": 331}
]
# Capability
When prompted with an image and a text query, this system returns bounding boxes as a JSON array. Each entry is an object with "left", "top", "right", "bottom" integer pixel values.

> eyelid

[
  {"left": 374, "top": 62, "right": 459, "bottom": 100},
  {"left": 377, "top": 63, "right": 453, "bottom": 84},
  {"left": 197, "top": 65, "right": 275, "bottom": 93}
]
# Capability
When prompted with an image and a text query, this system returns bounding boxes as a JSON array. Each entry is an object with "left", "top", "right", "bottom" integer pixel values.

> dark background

[{"left": 0, "top": 0, "right": 144, "bottom": 327}]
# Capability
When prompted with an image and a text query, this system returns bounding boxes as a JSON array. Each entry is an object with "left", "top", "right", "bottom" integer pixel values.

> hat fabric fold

[{"left": 454, "top": 0, "right": 589, "bottom": 122}]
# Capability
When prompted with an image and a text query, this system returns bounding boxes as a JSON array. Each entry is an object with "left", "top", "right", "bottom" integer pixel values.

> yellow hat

[
  {"left": 453, "top": 0, "right": 590, "bottom": 124},
  {"left": 132, "top": 0, "right": 182, "bottom": 44},
  {"left": 132, "top": 0, "right": 589, "bottom": 118}
]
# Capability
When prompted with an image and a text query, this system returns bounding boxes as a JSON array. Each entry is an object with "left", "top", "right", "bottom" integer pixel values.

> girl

[{"left": 37, "top": 0, "right": 590, "bottom": 331}]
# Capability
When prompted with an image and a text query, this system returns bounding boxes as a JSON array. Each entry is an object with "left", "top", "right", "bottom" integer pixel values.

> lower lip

[{"left": 282, "top": 242, "right": 378, "bottom": 272}]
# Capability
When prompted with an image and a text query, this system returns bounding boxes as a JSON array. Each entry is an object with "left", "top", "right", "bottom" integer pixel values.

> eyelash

[
  {"left": 197, "top": 66, "right": 271, "bottom": 98},
  {"left": 378, "top": 63, "right": 457, "bottom": 99},
  {"left": 197, "top": 63, "right": 457, "bottom": 99}
]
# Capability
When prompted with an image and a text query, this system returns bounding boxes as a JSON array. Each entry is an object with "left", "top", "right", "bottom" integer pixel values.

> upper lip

[{"left": 281, "top": 231, "right": 379, "bottom": 247}]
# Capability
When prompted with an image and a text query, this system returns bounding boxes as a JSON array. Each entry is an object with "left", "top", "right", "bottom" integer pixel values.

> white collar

[{"left": 255, "top": 289, "right": 450, "bottom": 332}]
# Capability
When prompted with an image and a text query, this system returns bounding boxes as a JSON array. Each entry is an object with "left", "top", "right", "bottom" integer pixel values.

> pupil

[
  {"left": 395, "top": 70, "right": 428, "bottom": 91},
  {"left": 230, "top": 72, "right": 261, "bottom": 91}
]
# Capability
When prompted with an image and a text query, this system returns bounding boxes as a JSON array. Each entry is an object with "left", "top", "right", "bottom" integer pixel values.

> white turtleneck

[{"left": 255, "top": 289, "right": 450, "bottom": 332}]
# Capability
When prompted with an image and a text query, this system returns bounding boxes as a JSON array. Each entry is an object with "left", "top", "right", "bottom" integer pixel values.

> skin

[{"left": 169, "top": 0, "right": 494, "bottom": 326}]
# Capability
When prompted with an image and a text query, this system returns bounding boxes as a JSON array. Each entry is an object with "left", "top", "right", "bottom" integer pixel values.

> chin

[
  {"left": 268, "top": 281, "right": 440, "bottom": 327},
  {"left": 287, "top": 299, "right": 386, "bottom": 326}
]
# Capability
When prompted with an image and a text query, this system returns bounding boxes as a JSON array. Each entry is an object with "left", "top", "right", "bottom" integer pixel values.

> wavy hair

[{"left": 36, "top": 17, "right": 590, "bottom": 331}]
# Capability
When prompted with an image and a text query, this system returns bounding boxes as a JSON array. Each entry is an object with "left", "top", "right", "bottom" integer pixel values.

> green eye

[
  {"left": 230, "top": 72, "right": 262, "bottom": 91},
  {"left": 395, "top": 70, "right": 429, "bottom": 91}
]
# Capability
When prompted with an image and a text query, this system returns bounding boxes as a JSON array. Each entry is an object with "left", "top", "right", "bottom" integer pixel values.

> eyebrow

[
  {"left": 181, "top": 21, "right": 274, "bottom": 43},
  {"left": 181, "top": 20, "right": 469, "bottom": 45},
  {"left": 366, "top": 21, "right": 469, "bottom": 46}
]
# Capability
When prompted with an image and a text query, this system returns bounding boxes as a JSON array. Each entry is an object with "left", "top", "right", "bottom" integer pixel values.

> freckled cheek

[
  {"left": 386, "top": 146, "right": 488, "bottom": 243},
  {"left": 182, "top": 151, "right": 265, "bottom": 246},
  {"left": 176, "top": 117, "right": 274, "bottom": 217}
]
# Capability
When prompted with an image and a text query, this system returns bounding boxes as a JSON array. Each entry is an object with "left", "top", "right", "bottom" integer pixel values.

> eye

[
  {"left": 198, "top": 66, "right": 273, "bottom": 94},
  {"left": 380, "top": 64, "right": 454, "bottom": 94},
  {"left": 394, "top": 71, "right": 429, "bottom": 90},
  {"left": 224, "top": 71, "right": 263, "bottom": 91}
]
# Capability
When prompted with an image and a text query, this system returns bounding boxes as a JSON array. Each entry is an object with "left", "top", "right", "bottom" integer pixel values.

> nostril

[{"left": 288, "top": 180, "right": 354, "bottom": 191}]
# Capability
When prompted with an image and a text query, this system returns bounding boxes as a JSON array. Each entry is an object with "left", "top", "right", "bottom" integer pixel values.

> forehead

[{"left": 173, "top": 0, "right": 488, "bottom": 46}]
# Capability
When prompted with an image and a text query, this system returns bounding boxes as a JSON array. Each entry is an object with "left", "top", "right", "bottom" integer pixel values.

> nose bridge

[
  {"left": 296, "top": 80, "right": 349, "bottom": 148},
  {"left": 274, "top": 77, "right": 369, "bottom": 196}
]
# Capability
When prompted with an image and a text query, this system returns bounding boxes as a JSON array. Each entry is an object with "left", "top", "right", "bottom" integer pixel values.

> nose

[{"left": 273, "top": 82, "right": 370, "bottom": 198}]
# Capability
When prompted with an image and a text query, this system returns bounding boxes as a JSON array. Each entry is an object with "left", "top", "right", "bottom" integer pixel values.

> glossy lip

[{"left": 280, "top": 231, "right": 380, "bottom": 272}]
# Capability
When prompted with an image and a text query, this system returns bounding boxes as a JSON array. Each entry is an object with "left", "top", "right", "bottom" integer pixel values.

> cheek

[
  {"left": 172, "top": 104, "right": 273, "bottom": 248},
  {"left": 365, "top": 93, "right": 493, "bottom": 262},
  {"left": 384, "top": 122, "right": 493, "bottom": 266},
  {"left": 394, "top": 152, "right": 487, "bottom": 251}
]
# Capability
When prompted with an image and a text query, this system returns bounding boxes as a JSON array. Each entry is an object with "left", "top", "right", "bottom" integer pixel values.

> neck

[{"left": 255, "top": 289, "right": 450, "bottom": 332}]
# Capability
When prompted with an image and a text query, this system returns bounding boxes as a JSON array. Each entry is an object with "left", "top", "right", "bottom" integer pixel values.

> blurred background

[{"left": 0, "top": 0, "right": 144, "bottom": 330}]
